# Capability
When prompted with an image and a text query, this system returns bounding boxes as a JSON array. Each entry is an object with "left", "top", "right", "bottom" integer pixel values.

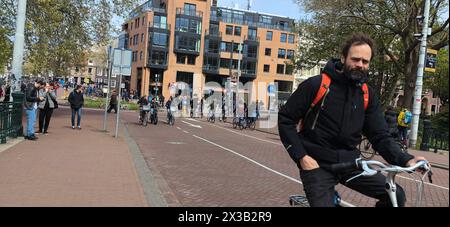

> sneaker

[
  {"left": 35, "top": 131, "right": 42, "bottom": 134},
  {"left": 28, "top": 136, "right": 38, "bottom": 141},
  {"left": 77, "top": 126, "right": 81, "bottom": 129},
  {"left": 72, "top": 126, "right": 75, "bottom": 129},
  {"left": 43, "top": 131, "right": 48, "bottom": 135}
]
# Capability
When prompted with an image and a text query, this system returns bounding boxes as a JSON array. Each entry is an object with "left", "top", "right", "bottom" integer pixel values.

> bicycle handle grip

[{"left": 328, "top": 160, "right": 360, "bottom": 172}]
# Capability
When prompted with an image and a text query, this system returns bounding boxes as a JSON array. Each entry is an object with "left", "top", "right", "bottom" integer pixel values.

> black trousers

[
  {"left": 300, "top": 167, "right": 406, "bottom": 207},
  {"left": 107, "top": 104, "right": 117, "bottom": 113},
  {"left": 38, "top": 108, "right": 54, "bottom": 133}
]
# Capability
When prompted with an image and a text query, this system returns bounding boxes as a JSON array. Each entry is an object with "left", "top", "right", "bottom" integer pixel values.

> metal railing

[
  {"left": 419, "top": 119, "right": 449, "bottom": 152},
  {"left": 203, "top": 65, "right": 219, "bottom": 72},
  {"left": 244, "top": 35, "right": 259, "bottom": 42},
  {"left": 149, "top": 22, "right": 170, "bottom": 30},
  {"left": 0, "top": 98, "right": 23, "bottom": 144},
  {"left": 205, "top": 29, "right": 222, "bottom": 37},
  {"left": 176, "top": 8, "right": 203, "bottom": 17}
]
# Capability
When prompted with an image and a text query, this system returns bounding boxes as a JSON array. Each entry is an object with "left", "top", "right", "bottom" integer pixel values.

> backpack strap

[
  {"left": 299, "top": 73, "right": 331, "bottom": 131},
  {"left": 361, "top": 83, "right": 369, "bottom": 110},
  {"left": 311, "top": 73, "right": 331, "bottom": 108}
]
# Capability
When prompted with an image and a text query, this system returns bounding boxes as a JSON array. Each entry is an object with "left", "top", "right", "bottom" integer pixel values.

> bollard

[
  {"left": 420, "top": 119, "right": 432, "bottom": 151},
  {"left": 12, "top": 91, "right": 25, "bottom": 137}
]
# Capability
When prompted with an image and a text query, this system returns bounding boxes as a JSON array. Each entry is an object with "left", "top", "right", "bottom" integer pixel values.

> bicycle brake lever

[{"left": 427, "top": 170, "right": 433, "bottom": 184}]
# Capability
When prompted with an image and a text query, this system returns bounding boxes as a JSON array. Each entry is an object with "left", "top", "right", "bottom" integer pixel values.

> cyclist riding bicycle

[
  {"left": 137, "top": 95, "right": 149, "bottom": 121},
  {"left": 166, "top": 96, "right": 174, "bottom": 119},
  {"left": 278, "top": 34, "right": 428, "bottom": 207}
]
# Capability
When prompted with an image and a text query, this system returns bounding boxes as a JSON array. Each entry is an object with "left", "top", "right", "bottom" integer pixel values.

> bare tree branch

[{"left": 338, "top": 14, "right": 400, "bottom": 34}]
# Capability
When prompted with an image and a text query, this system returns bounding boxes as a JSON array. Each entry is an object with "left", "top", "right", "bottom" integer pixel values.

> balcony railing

[
  {"left": 244, "top": 35, "right": 259, "bottom": 42},
  {"left": 176, "top": 8, "right": 203, "bottom": 18},
  {"left": 205, "top": 29, "right": 222, "bottom": 37},
  {"left": 203, "top": 65, "right": 219, "bottom": 72},
  {"left": 149, "top": 22, "right": 170, "bottom": 30}
]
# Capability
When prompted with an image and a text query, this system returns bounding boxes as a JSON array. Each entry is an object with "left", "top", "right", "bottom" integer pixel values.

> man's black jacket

[
  {"left": 24, "top": 83, "right": 41, "bottom": 110},
  {"left": 68, "top": 91, "right": 84, "bottom": 109},
  {"left": 278, "top": 59, "right": 414, "bottom": 168}
]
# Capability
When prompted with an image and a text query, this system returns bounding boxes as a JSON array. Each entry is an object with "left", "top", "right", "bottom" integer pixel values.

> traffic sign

[{"left": 425, "top": 49, "right": 437, "bottom": 73}]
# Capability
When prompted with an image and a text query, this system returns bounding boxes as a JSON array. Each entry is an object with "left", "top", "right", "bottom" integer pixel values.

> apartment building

[{"left": 122, "top": 0, "right": 297, "bottom": 106}]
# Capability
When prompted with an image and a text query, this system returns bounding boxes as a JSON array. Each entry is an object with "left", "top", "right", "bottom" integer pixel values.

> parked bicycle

[
  {"left": 359, "top": 136, "right": 408, "bottom": 159},
  {"left": 289, "top": 158, "right": 432, "bottom": 207}
]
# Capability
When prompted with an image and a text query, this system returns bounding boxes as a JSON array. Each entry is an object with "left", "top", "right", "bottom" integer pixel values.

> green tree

[
  {"left": 294, "top": 0, "right": 449, "bottom": 109},
  {"left": 0, "top": 0, "right": 139, "bottom": 78}
]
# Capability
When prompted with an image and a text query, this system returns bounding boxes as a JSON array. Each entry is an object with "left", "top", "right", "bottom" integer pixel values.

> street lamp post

[
  {"left": 410, "top": 0, "right": 431, "bottom": 148},
  {"left": 236, "top": 37, "right": 243, "bottom": 115},
  {"left": 11, "top": 0, "right": 27, "bottom": 94}
]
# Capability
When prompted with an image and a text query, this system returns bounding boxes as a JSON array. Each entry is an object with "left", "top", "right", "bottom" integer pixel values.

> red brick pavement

[
  {"left": 0, "top": 107, "right": 148, "bottom": 206},
  {"left": 134, "top": 114, "right": 447, "bottom": 207}
]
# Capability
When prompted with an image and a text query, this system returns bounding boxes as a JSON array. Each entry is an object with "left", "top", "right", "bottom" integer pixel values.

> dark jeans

[
  {"left": 71, "top": 108, "right": 82, "bottom": 127},
  {"left": 299, "top": 167, "right": 406, "bottom": 207},
  {"left": 398, "top": 126, "right": 409, "bottom": 145},
  {"left": 107, "top": 104, "right": 117, "bottom": 113},
  {"left": 38, "top": 108, "right": 54, "bottom": 132}
]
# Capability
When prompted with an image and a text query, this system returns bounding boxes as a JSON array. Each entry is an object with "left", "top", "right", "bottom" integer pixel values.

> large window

[
  {"left": 247, "top": 45, "right": 258, "bottom": 58},
  {"left": 287, "top": 50, "right": 294, "bottom": 60},
  {"left": 220, "top": 42, "right": 232, "bottom": 52},
  {"left": 233, "top": 43, "right": 240, "bottom": 53},
  {"left": 277, "top": 64, "right": 285, "bottom": 74},
  {"left": 278, "top": 49, "right": 286, "bottom": 59},
  {"left": 176, "top": 35, "right": 200, "bottom": 52},
  {"left": 234, "top": 26, "right": 241, "bottom": 36},
  {"left": 187, "top": 55, "right": 196, "bottom": 65},
  {"left": 266, "top": 31, "right": 273, "bottom": 41},
  {"left": 153, "top": 32, "right": 168, "bottom": 47},
  {"left": 184, "top": 3, "right": 196, "bottom": 16},
  {"left": 280, "top": 33, "right": 287, "bottom": 42},
  {"left": 177, "top": 54, "right": 186, "bottom": 64},
  {"left": 154, "top": 15, "right": 167, "bottom": 29},
  {"left": 248, "top": 28, "right": 257, "bottom": 40},
  {"left": 288, "top": 34, "right": 295, "bottom": 44},
  {"left": 150, "top": 51, "right": 167, "bottom": 65},
  {"left": 175, "top": 17, "right": 201, "bottom": 34},
  {"left": 220, "top": 58, "right": 230, "bottom": 68},
  {"left": 263, "top": 64, "right": 270, "bottom": 72},
  {"left": 265, "top": 48, "right": 271, "bottom": 56},
  {"left": 175, "top": 18, "right": 188, "bottom": 32},
  {"left": 209, "top": 23, "right": 219, "bottom": 35},
  {"left": 207, "top": 40, "right": 220, "bottom": 53},
  {"left": 233, "top": 11, "right": 244, "bottom": 24},
  {"left": 226, "top": 25, "right": 233, "bottom": 35}
]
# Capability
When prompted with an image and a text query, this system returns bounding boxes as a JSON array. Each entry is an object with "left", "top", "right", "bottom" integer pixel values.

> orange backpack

[{"left": 299, "top": 73, "right": 369, "bottom": 131}]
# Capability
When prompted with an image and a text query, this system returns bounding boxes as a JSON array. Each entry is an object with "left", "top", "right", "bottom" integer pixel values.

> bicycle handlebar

[{"left": 325, "top": 158, "right": 432, "bottom": 183}]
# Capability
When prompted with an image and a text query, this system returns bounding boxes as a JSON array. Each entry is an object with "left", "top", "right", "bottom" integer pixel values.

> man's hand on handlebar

[{"left": 406, "top": 156, "right": 429, "bottom": 174}]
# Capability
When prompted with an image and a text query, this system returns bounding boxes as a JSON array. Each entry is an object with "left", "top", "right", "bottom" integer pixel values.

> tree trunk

[{"left": 402, "top": 47, "right": 419, "bottom": 109}]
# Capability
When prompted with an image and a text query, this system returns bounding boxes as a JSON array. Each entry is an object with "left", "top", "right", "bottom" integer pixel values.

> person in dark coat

[{"left": 68, "top": 85, "right": 84, "bottom": 129}]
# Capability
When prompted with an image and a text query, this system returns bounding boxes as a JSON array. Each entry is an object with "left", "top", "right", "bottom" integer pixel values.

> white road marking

[
  {"left": 192, "top": 134, "right": 356, "bottom": 207},
  {"left": 202, "top": 122, "right": 450, "bottom": 191},
  {"left": 183, "top": 130, "right": 189, "bottom": 134},
  {"left": 181, "top": 120, "right": 202, "bottom": 128},
  {"left": 176, "top": 127, "right": 181, "bottom": 130},
  {"left": 204, "top": 122, "right": 282, "bottom": 146}
]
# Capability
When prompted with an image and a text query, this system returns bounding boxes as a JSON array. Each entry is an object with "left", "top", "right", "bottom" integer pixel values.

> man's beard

[{"left": 343, "top": 64, "right": 369, "bottom": 84}]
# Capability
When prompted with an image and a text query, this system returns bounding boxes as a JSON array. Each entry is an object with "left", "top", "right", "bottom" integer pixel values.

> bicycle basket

[{"left": 142, "top": 105, "right": 151, "bottom": 111}]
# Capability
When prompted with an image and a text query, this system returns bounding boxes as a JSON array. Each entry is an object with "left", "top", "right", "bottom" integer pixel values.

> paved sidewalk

[{"left": 0, "top": 107, "right": 148, "bottom": 206}]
